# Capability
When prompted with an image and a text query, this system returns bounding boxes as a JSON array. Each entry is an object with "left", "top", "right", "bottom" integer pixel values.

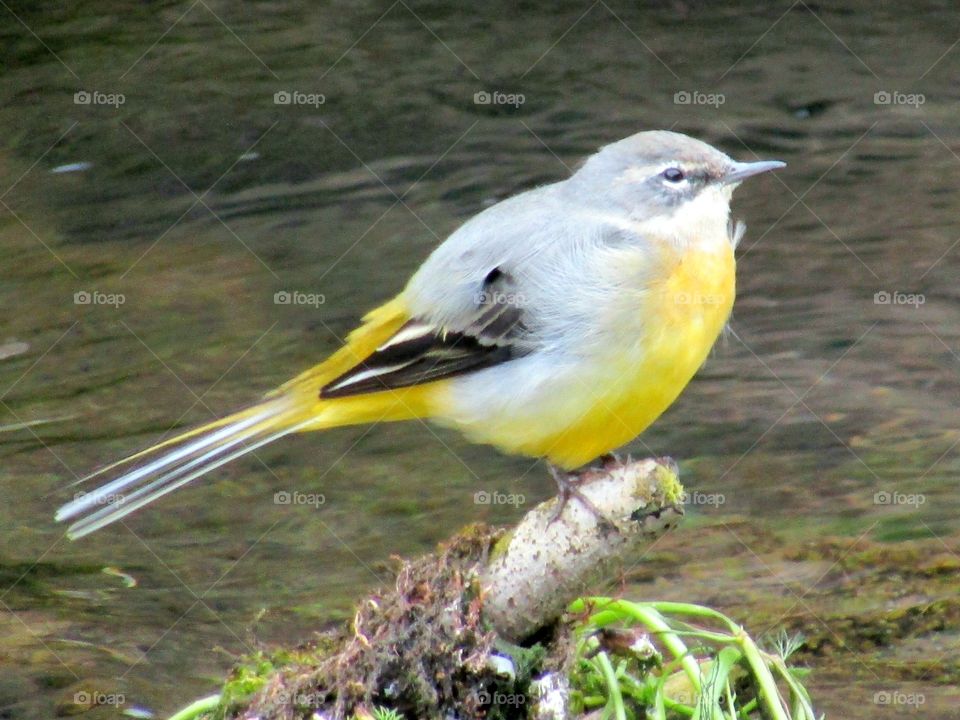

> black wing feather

[{"left": 320, "top": 268, "right": 531, "bottom": 398}]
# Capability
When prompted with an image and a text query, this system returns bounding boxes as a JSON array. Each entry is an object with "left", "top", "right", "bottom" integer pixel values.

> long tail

[
  {"left": 55, "top": 400, "right": 315, "bottom": 538},
  {"left": 56, "top": 297, "right": 424, "bottom": 539}
]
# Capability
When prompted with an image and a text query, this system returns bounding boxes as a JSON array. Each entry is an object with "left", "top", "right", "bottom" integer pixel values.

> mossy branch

[
  {"left": 482, "top": 457, "right": 683, "bottom": 641},
  {"left": 170, "top": 457, "right": 687, "bottom": 719}
]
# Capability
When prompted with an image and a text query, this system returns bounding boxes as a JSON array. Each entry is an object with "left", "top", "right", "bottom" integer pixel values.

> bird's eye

[{"left": 662, "top": 167, "right": 685, "bottom": 183}]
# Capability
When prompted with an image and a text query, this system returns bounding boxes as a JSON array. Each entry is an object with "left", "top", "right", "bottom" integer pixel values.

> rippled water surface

[{"left": 3, "top": 2, "right": 960, "bottom": 717}]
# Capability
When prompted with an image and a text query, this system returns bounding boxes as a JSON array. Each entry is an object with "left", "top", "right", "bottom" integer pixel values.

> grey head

[{"left": 567, "top": 130, "right": 785, "bottom": 216}]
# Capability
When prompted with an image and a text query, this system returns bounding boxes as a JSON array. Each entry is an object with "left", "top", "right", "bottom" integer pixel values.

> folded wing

[{"left": 322, "top": 267, "right": 534, "bottom": 397}]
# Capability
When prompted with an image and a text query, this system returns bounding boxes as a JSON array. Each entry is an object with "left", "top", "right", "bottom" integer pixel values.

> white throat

[{"left": 633, "top": 184, "right": 734, "bottom": 253}]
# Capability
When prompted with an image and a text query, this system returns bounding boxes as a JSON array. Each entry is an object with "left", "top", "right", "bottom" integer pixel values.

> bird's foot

[{"left": 547, "top": 463, "right": 614, "bottom": 532}]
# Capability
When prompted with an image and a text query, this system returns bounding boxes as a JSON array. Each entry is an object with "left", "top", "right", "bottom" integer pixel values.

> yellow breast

[{"left": 538, "top": 242, "right": 736, "bottom": 468}]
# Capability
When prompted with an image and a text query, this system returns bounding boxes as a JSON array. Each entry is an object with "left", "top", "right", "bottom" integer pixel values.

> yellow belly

[{"left": 510, "top": 244, "right": 736, "bottom": 469}]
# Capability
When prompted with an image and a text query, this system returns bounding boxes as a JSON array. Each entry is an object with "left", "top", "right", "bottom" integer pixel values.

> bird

[{"left": 56, "top": 130, "right": 785, "bottom": 539}]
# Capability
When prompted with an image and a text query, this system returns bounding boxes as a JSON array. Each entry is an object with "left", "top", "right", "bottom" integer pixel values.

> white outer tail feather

[{"left": 56, "top": 401, "right": 308, "bottom": 539}]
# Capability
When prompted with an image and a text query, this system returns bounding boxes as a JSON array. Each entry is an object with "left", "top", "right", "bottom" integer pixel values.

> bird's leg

[{"left": 547, "top": 463, "right": 612, "bottom": 530}]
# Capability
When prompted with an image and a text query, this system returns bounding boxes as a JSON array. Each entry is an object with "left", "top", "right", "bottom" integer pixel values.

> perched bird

[{"left": 57, "top": 130, "right": 784, "bottom": 538}]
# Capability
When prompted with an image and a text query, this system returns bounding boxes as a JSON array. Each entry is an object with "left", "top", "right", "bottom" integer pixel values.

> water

[{"left": 2, "top": 1, "right": 960, "bottom": 717}]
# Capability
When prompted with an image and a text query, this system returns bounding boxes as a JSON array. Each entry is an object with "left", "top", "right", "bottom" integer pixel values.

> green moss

[
  {"left": 488, "top": 526, "right": 515, "bottom": 563},
  {"left": 215, "top": 644, "right": 336, "bottom": 719},
  {"left": 653, "top": 461, "right": 684, "bottom": 507},
  {"left": 208, "top": 525, "right": 509, "bottom": 719}
]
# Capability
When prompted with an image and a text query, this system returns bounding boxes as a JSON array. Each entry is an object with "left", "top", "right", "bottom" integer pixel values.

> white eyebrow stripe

[
  {"left": 653, "top": 160, "right": 682, "bottom": 174},
  {"left": 618, "top": 163, "right": 674, "bottom": 184}
]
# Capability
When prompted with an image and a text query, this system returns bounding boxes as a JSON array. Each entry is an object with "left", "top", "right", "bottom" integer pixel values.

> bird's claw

[{"left": 547, "top": 464, "right": 615, "bottom": 533}]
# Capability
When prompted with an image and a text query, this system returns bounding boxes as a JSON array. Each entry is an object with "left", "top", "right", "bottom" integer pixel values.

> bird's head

[{"left": 570, "top": 130, "right": 785, "bottom": 239}]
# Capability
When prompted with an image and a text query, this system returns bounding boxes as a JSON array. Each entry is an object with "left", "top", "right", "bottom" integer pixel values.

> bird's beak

[{"left": 722, "top": 160, "right": 786, "bottom": 185}]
